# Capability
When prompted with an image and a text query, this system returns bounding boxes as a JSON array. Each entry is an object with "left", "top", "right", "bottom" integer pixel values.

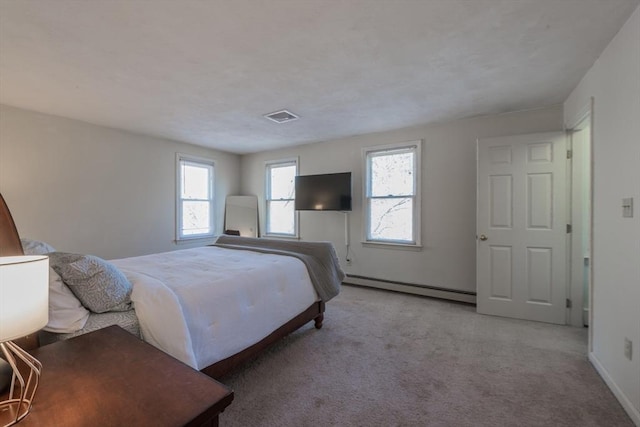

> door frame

[{"left": 565, "top": 98, "right": 594, "bottom": 340}]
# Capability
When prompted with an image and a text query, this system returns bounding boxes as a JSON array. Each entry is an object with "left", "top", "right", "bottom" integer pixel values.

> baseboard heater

[{"left": 343, "top": 275, "right": 476, "bottom": 304}]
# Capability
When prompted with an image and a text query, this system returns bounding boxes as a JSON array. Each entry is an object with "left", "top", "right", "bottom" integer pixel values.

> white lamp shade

[{"left": 0, "top": 255, "right": 49, "bottom": 342}]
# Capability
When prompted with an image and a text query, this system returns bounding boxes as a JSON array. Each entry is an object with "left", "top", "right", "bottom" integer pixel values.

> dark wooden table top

[{"left": 20, "top": 325, "right": 234, "bottom": 427}]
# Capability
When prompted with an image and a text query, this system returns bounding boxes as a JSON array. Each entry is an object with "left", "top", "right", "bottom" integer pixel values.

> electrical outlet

[{"left": 624, "top": 337, "right": 633, "bottom": 360}]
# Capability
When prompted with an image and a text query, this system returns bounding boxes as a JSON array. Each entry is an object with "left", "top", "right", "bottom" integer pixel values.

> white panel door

[{"left": 477, "top": 132, "right": 567, "bottom": 324}]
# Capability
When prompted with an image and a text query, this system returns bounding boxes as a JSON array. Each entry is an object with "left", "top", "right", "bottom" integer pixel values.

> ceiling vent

[{"left": 264, "top": 110, "right": 299, "bottom": 123}]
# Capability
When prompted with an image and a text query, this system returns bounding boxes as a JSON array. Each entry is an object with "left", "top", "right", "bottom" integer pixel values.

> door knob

[{"left": 479, "top": 234, "right": 488, "bottom": 241}]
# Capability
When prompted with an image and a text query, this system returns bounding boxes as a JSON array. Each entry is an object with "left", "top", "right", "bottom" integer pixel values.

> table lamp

[{"left": 0, "top": 255, "right": 48, "bottom": 427}]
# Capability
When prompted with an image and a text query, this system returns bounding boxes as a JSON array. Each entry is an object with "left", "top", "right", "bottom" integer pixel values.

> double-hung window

[
  {"left": 364, "top": 141, "right": 421, "bottom": 246},
  {"left": 265, "top": 159, "right": 298, "bottom": 237},
  {"left": 176, "top": 154, "right": 215, "bottom": 240}
]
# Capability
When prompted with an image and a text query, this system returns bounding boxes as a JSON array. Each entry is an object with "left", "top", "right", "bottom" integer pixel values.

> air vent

[{"left": 263, "top": 110, "right": 299, "bottom": 123}]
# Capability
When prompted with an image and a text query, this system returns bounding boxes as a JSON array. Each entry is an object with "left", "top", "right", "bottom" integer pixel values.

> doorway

[{"left": 568, "top": 111, "right": 592, "bottom": 329}]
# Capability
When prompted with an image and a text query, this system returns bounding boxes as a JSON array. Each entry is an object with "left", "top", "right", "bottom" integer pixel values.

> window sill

[
  {"left": 175, "top": 235, "right": 216, "bottom": 245},
  {"left": 361, "top": 241, "right": 423, "bottom": 251},
  {"left": 262, "top": 234, "right": 300, "bottom": 240}
]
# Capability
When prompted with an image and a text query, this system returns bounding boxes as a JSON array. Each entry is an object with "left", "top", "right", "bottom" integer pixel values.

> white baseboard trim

[
  {"left": 343, "top": 275, "right": 476, "bottom": 304},
  {"left": 589, "top": 352, "right": 640, "bottom": 426}
]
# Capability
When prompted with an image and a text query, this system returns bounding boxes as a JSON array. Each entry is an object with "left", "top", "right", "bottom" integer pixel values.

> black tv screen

[{"left": 295, "top": 172, "right": 352, "bottom": 211}]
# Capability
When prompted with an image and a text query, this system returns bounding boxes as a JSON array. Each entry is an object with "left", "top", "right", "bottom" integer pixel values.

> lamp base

[
  {"left": 0, "top": 400, "right": 30, "bottom": 426},
  {"left": 0, "top": 341, "right": 42, "bottom": 427}
]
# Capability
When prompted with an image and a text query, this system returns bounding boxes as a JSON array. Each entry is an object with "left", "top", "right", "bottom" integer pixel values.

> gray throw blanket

[{"left": 213, "top": 235, "right": 344, "bottom": 302}]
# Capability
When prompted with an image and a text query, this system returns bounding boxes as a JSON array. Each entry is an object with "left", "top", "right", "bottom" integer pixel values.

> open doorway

[{"left": 567, "top": 104, "right": 592, "bottom": 330}]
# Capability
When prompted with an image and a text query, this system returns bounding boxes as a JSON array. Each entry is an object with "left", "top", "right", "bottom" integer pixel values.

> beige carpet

[{"left": 219, "top": 285, "right": 632, "bottom": 426}]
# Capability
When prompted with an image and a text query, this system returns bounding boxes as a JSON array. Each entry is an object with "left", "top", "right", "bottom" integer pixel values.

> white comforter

[{"left": 111, "top": 246, "right": 317, "bottom": 370}]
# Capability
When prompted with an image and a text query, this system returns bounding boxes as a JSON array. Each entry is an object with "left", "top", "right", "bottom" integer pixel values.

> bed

[{"left": 0, "top": 194, "right": 344, "bottom": 379}]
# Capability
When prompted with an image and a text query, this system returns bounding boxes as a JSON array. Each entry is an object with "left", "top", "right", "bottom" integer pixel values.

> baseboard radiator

[{"left": 343, "top": 275, "right": 476, "bottom": 304}]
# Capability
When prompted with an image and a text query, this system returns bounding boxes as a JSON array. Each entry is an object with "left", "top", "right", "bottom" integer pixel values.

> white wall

[
  {"left": 564, "top": 5, "right": 640, "bottom": 423},
  {"left": 0, "top": 105, "right": 241, "bottom": 259},
  {"left": 241, "top": 105, "right": 563, "bottom": 293}
]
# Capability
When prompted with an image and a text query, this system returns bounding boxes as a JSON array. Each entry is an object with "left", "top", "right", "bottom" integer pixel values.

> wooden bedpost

[
  {"left": 314, "top": 301, "right": 326, "bottom": 329},
  {"left": 314, "top": 313, "right": 324, "bottom": 329}
]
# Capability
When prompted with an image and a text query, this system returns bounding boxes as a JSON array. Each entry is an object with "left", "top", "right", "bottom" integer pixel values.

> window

[
  {"left": 176, "top": 154, "right": 215, "bottom": 240},
  {"left": 265, "top": 159, "right": 298, "bottom": 237},
  {"left": 364, "top": 141, "right": 421, "bottom": 246}
]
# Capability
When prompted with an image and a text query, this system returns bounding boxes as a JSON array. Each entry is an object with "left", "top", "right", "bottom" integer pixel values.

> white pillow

[
  {"left": 43, "top": 268, "right": 90, "bottom": 333},
  {"left": 20, "top": 238, "right": 56, "bottom": 255},
  {"left": 18, "top": 239, "right": 89, "bottom": 333}
]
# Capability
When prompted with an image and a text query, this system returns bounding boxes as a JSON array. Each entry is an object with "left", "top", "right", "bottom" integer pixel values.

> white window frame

[
  {"left": 363, "top": 140, "right": 422, "bottom": 248},
  {"left": 264, "top": 158, "right": 299, "bottom": 238},
  {"left": 176, "top": 153, "right": 215, "bottom": 241}
]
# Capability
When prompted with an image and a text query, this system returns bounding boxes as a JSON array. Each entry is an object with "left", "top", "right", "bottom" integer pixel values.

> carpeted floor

[{"left": 219, "top": 285, "right": 633, "bottom": 427}]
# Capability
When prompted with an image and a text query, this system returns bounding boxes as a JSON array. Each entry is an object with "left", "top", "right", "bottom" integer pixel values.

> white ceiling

[{"left": 1, "top": 0, "right": 638, "bottom": 154}]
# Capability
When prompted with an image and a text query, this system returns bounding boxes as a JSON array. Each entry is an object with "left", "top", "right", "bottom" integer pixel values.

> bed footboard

[{"left": 201, "top": 300, "right": 325, "bottom": 380}]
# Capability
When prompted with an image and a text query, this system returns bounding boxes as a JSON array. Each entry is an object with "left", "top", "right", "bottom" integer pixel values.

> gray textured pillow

[
  {"left": 21, "top": 238, "right": 56, "bottom": 255},
  {"left": 49, "top": 252, "right": 132, "bottom": 313}
]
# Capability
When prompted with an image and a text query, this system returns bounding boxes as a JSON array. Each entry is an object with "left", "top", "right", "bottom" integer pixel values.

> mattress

[{"left": 111, "top": 246, "right": 317, "bottom": 370}]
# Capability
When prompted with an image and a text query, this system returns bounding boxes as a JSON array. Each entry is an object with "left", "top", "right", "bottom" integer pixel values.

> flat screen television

[{"left": 295, "top": 172, "right": 352, "bottom": 211}]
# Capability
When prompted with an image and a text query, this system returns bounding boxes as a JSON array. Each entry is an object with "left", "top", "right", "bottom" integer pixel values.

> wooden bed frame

[
  {"left": 203, "top": 300, "right": 324, "bottom": 379},
  {"left": 0, "top": 194, "right": 41, "bottom": 351},
  {"left": 0, "top": 193, "right": 22, "bottom": 257},
  {"left": 0, "top": 193, "right": 326, "bottom": 379}
]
